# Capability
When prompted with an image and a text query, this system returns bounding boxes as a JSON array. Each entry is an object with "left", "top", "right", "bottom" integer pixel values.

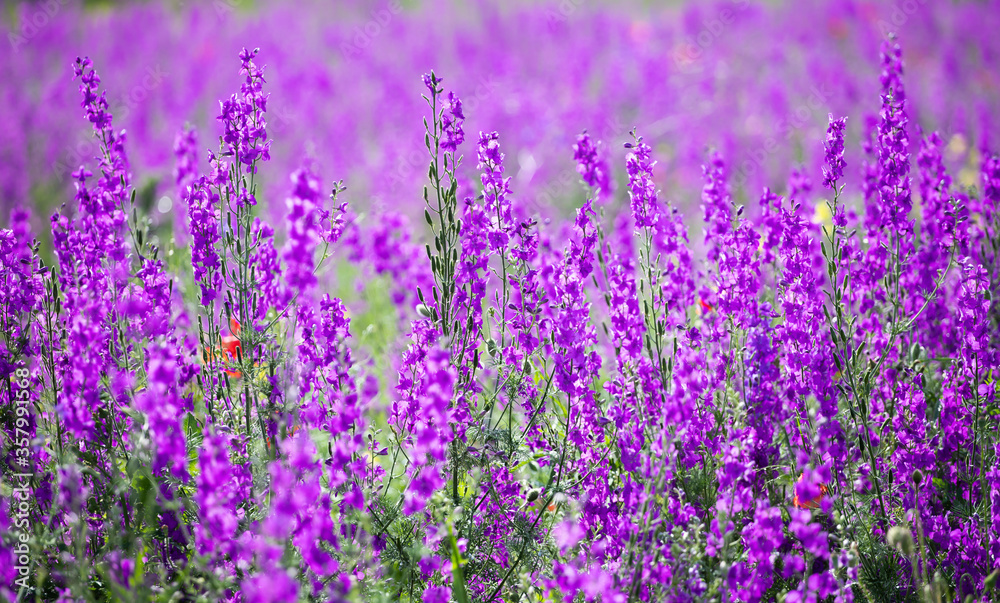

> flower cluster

[
  {"left": 822, "top": 115, "right": 847, "bottom": 189},
  {"left": 440, "top": 92, "right": 465, "bottom": 152},
  {"left": 221, "top": 47, "right": 271, "bottom": 181},
  {"left": 573, "top": 130, "right": 611, "bottom": 197},
  {"left": 2, "top": 16, "right": 1000, "bottom": 603}
]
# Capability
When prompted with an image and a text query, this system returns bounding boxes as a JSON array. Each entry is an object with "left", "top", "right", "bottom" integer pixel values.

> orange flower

[
  {"left": 221, "top": 318, "right": 244, "bottom": 377},
  {"left": 792, "top": 474, "right": 830, "bottom": 510},
  {"left": 203, "top": 317, "right": 245, "bottom": 378}
]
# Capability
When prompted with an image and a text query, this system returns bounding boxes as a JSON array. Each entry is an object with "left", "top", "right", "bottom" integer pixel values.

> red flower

[
  {"left": 204, "top": 317, "right": 244, "bottom": 378},
  {"left": 792, "top": 474, "right": 830, "bottom": 510}
]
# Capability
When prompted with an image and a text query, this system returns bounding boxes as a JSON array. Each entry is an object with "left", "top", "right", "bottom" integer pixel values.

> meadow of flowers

[{"left": 1, "top": 0, "right": 1000, "bottom": 602}]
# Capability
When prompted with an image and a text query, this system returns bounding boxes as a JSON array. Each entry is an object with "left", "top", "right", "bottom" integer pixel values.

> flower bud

[
  {"left": 887, "top": 526, "right": 914, "bottom": 557},
  {"left": 986, "top": 568, "right": 999, "bottom": 592}
]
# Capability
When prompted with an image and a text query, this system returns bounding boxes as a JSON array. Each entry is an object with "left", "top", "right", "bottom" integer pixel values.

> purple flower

[
  {"left": 715, "top": 437, "right": 756, "bottom": 515},
  {"left": 57, "top": 57, "right": 130, "bottom": 276},
  {"left": 73, "top": 57, "right": 111, "bottom": 132},
  {"left": 956, "top": 257, "right": 992, "bottom": 369},
  {"left": 605, "top": 254, "right": 646, "bottom": 368},
  {"left": 547, "top": 555, "right": 626, "bottom": 603},
  {"left": 917, "top": 132, "right": 957, "bottom": 251},
  {"left": 281, "top": 166, "right": 324, "bottom": 300},
  {"left": 989, "top": 443, "right": 1000, "bottom": 561},
  {"left": 318, "top": 193, "right": 349, "bottom": 246},
  {"left": 574, "top": 130, "right": 610, "bottom": 196},
  {"left": 219, "top": 48, "right": 270, "bottom": 181},
  {"left": 45, "top": 57, "right": 140, "bottom": 441},
  {"left": 789, "top": 507, "right": 828, "bottom": 559},
  {"left": 346, "top": 211, "right": 432, "bottom": 309},
  {"left": 297, "top": 295, "right": 365, "bottom": 497},
  {"left": 135, "top": 344, "right": 190, "bottom": 482},
  {"left": 875, "top": 39, "right": 912, "bottom": 239},
  {"left": 243, "top": 568, "right": 299, "bottom": 603},
  {"left": 552, "top": 201, "right": 603, "bottom": 443},
  {"left": 392, "top": 327, "right": 456, "bottom": 516},
  {"left": 441, "top": 91, "right": 465, "bottom": 152},
  {"left": 252, "top": 220, "right": 281, "bottom": 320},
  {"left": 172, "top": 127, "right": 199, "bottom": 244},
  {"left": 0, "top": 209, "right": 42, "bottom": 377},
  {"left": 52, "top": 300, "right": 106, "bottom": 439},
  {"left": 715, "top": 202, "right": 761, "bottom": 324},
  {"left": 907, "top": 131, "right": 960, "bottom": 349},
  {"left": 422, "top": 585, "right": 451, "bottom": 603},
  {"left": 455, "top": 195, "right": 490, "bottom": 337},
  {"left": 421, "top": 73, "right": 435, "bottom": 93},
  {"left": 504, "top": 218, "right": 543, "bottom": 368},
  {"left": 701, "top": 151, "right": 732, "bottom": 262},
  {"left": 404, "top": 465, "right": 446, "bottom": 516},
  {"left": 552, "top": 520, "right": 585, "bottom": 554},
  {"left": 624, "top": 135, "right": 658, "bottom": 230},
  {"left": 173, "top": 127, "right": 200, "bottom": 193},
  {"left": 195, "top": 426, "right": 251, "bottom": 559},
  {"left": 653, "top": 202, "right": 696, "bottom": 314},
  {"left": 10, "top": 16, "right": 1000, "bottom": 601},
  {"left": 477, "top": 131, "right": 513, "bottom": 252},
  {"left": 187, "top": 178, "right": 222, "bottom": 306},
  {"left": 982, "top": 152, "right": 1000, "bottom": 224},
  {"left": 746, "top": 501, "right": 784, "bottom": 562},
  {"left": 788, "top": 166, "right": 813, "bottom": 201},
  {"left": 56, "top": 464, "right": 90, "bottom": 517},
  {"left": 821, "top": 115, "right": 847, "bottom": 189}
]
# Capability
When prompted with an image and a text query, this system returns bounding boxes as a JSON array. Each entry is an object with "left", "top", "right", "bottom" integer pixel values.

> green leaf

[
  {"left": 771, "top": 473, "right": 795, "bottom": 487},
  {"left": 450, "top": 531, "right": 470, "bottom": 603}
]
